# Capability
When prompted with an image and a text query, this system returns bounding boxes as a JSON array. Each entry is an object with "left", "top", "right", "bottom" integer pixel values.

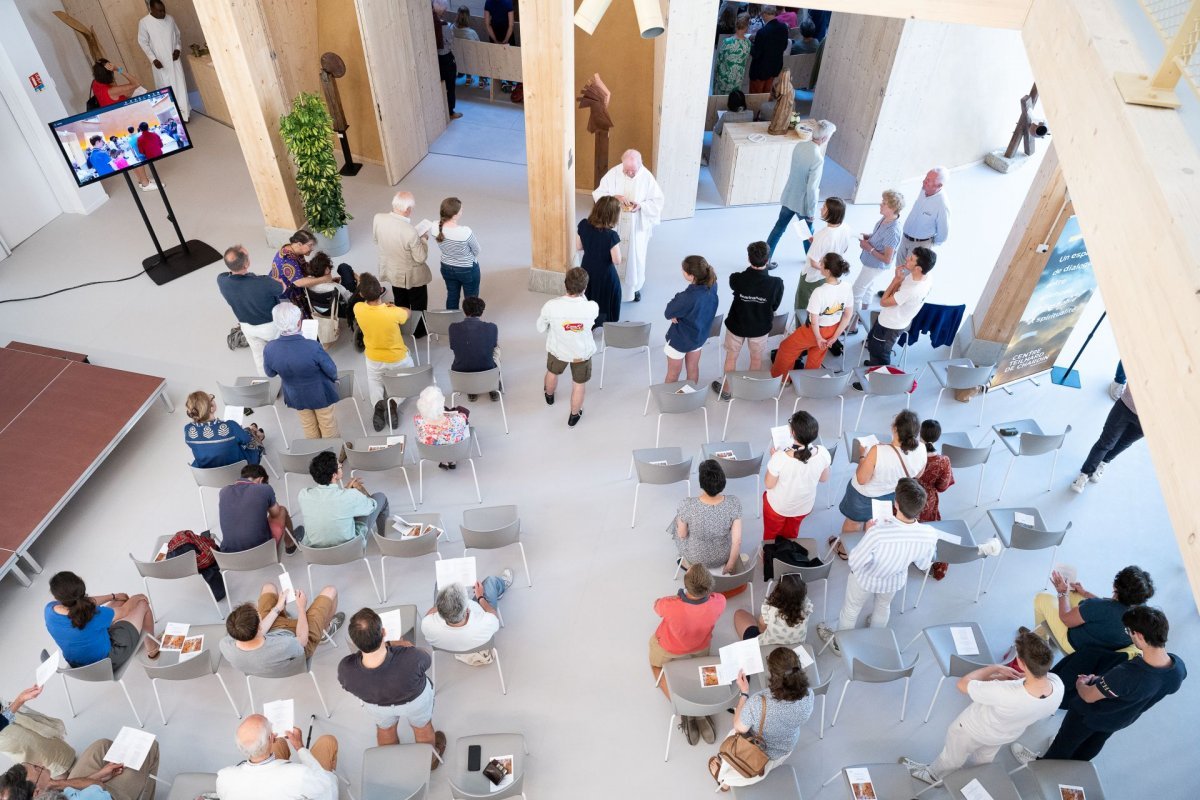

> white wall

[{"left": 16, "top": 0, "right": 94, "bottom": 114}]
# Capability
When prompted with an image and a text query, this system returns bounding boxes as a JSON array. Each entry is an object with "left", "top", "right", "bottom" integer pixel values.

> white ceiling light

[{"left": 574, "top": 0, "right": 665, "bottom": 39}]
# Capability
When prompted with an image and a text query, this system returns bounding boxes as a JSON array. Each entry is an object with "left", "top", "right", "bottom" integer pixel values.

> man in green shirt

[{"left": 296, "top": 451, "right": 390, "bottom": 547}]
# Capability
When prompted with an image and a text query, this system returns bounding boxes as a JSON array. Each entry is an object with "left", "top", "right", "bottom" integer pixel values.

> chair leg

[
  {"left": 755, "top": 474, "right": 761, "bottom": 518},
  {"left": 215, "top": 672, "right": 241, "bottom": 718},
  {"left": 418, "top": 460, "right": 425, "bottom": 504},
  {"left": 914, "top": 568, "right": 931, "bottom": 610},
  {"left": 900, "top": 676, "right": 911, "bottom": 722},
  {"left": 984, "top": 548, "right": 1008, "bottom": 594},
  {"left": 923, "top": 675, "right": 945, "bottom": 723},
  {"left": 663, "top": 713, "right": 675, "bottom": 762},
  {"left": 198, "top": 487, "right": 209, "bottom": 533},
  {"left": 655, "top": 414, "right": 663, "bottom": 448},
  {"left": 654, "top": 667, "right": 664, "bottom": 688},
  {"left": 362, "top": 558, "right": 383, "bottom": 603},
  {"left": 60, "top": 673, "right": 76, "bottom": 717},
  {"left": 261, "top": 455, "right": 281, "bottom": 480},
  {"left": 821, "top": 581, "right": 829, "bottom": 625},
  {"left": 1046, "top": 546, "right": 1059, "bottom": 591},
  {"left": 854, "top": 395, "right": 866, "bottom": 430},
  {"left": 401, "top": 468, "right": 417, "bottom": 511},
  {"left": 309, "top": 670, "right": 331, "bottom": 717},
  {"left": 307, "top": 564, "right": 316, "bottom": 598},
  {"left": 209, "top": 579, "right": 225, "bottom": 620},
  {"left": 701, "top": 407, "right": 710, "bottom": 444},
  {"left": 900, "top": 575, "right": 908, "bottom": 613},
  {"left": 631, "top": 484, "right": 641, "bottom": 528},
  {"left": 498, "top": 393, "right": 509, "bottom": 435},
  {"left": 1048, "top": 449, "right": 1060, "bottom": 491},
  {"left": 831, "top": 679, "right": 850, "bottom": 726},
  {"left": 819, "top": 695, "right": 826, "bottom": 739},
  {"left": 837, "top": 396, "right": 844, "bottom": 439},
  {"left": 144, "top": 578, "right": 156, "bottom": 623},
  {"left": 599, "top": 348, "right": 607, "bottom": 389},
  {"left": 246, "top": 675, "right": 255, "bottom": 714},
  {"left": 978, "top": 388, "right": 987, "bottom": 427},
  {"left": 902, "top": 631, "right": 922, "bottom": 651},
  {"left": 119, "top": 678, "right": 145, "bottom": 728},
  {"left": 518, "top": 542, "right": 532, "bottom": 587},
  {"left": 722, "top": 398, "right": 734, "bottom": 441},
  {"left": 468, "top": 458, "right": 481, "bottom": 503},
  {"left": 998, "top": 456, "right": 1016, "bottom": 500},
  {"left": 271, "top": 405, "right": 289, "bottom": 450},
  {"left": 492, "top": 647, "right": 507, "bottom": 695},
  {"left": 152, "top": 678, "right": 167, "bottom": 725},
  {"left": 673, "top": 560, "right": 682, "bottom": 581},
  {"left": 975, "top": 559, "right": 986, "bottom": 603},
  {"left": 380, "top": 557, "right": 389, "bottom": 601},
  {"left": 933, "top": 387, "right": 944, "bottom": 419},
  {"left": 644, "top": 347, "right": 652, "bottom": 387},
  {"left": 627, "top": 455, "right": 635, "bottom": 480},
  {"left": 976, "top": 462, "right": 986, "bottom": 507},
  {"left": 353, "top": 401, "right": 368, "bottom": 437},
  {"left": 643, "top": 389, "right": 652, "bottom": 416}
]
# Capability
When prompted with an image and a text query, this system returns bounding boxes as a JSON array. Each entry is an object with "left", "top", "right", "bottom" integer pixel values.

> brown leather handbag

[{"left": 717, "top": 696, "right": 770, "bottom": 778}]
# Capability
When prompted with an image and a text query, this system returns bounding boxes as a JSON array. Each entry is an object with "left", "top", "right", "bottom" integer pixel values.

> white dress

[{"left": 592, "top": 165, "right": 665, "bottom": 301}]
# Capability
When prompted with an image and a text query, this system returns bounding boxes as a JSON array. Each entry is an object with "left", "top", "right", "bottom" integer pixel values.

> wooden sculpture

[
  {"left": 318, "top": 51, "right": 360, "bottom": 176},
  {"left": 578, "top": 73, "right": 614, "bottom": 187},
  {"left": 52, "top": 11, "right": 104, "bottom": 64},
  {"left": 768, "top": 69, "right": 794, "bottom": 136}
]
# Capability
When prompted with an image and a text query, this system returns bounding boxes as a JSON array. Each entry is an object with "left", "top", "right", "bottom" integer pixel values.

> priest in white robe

[
  {"left": 593, "top": 149, "right": 664, "bottom": 302},
  {"left": 137, "top": 1, "right": 190, "bottom": 121}
]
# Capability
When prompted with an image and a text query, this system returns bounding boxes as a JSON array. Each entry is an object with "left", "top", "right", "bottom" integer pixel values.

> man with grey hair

[
  {"left": 217, "top": 244, "right": 283, "bottom": 376},
  {"left": 896, "top": 167, "right": 950, "bottom": 266},
  {"left": 372, "top": 190, "right": 431, "bottom": 345},
  {"left": 765, "top": 119, "right": 836, "bottom": 269},
  {"left": 593, "top": 149, "right": 665, "bottom": 302},
  {"left": 263, "top": 302, "right": 341, "bottom": 439},
  {"left": 420, "top": 569, "right": 514, "bottom": 654},
  {"left": 215, "top": 713, "right": 338, "bottom": 800}
]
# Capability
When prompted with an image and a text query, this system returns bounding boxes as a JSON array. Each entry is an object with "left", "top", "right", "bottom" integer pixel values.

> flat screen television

[{"left": 48, "top": 87, "right": 192, "bottom": 188}]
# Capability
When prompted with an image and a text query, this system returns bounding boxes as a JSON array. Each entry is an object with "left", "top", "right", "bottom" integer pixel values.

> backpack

[{"left": 227, "top": 325, "right": 249, "bottom": 350}]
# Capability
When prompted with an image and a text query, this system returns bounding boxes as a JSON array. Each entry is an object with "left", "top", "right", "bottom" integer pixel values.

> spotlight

[
  {"left": 574, "top": 0, "right": 613, "bottom": 35},
  {"left": 632, "top": 0, "right": 665, "bottom": 38}
]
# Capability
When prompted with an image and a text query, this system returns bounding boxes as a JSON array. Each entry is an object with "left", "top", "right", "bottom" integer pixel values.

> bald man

[
  {"left": 216, "top": 714, "right": 338, "bottom": 800},
  {"left": 373, "top": 191, "right": 431, "bottom": 343},
  {"left": 897, "top": 167, "right": 950, "bottom": 266},
  {"left": 593, "top": 150, "right": 664, "bottom": 302}
]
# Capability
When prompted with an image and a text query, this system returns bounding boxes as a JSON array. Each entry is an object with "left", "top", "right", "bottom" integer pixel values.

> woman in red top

[
  {"left": 89, "top": 61, "right": 157, "bottom": 191},
  {"left": 918, "top": 419, "right": 955, "bottom": 579}
]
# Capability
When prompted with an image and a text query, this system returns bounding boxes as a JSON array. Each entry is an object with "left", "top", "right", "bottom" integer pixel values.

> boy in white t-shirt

[
  {"left": 866, "top": 246, "right": 936, "bottom": 367},
  {"left": 901, "top": 630, "right": 1064, "bottom": 784},
  {"left": 536, "top": 267, "right": 600, "bottom": 427},
  {"left": 770, "top": 253, "right": 854, "bottom": 377}
]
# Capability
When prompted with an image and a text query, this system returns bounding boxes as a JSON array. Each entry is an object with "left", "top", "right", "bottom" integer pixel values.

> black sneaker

[
  {"left": 389, "top": 403, "right": 401, "bottom": 429},
  {"left": 633, "top": 291, "right": 642, "bottom": 302},
  {"left": 766, "top": 261, "right": 779, "bottom": 271},
  {"left": 372, "top": 400, "right": 387, "bottom": 432},
  {"left": 467, "top": 394, "right": 479, "bottom": 402},
  {"left": 709, "top": 379, "right": 731, "bottom": 401},
  {"left": 489, "top": 391, "right": 500, "bottom": 401},
  {"left": 851, "top": 382, "right": 864, "bottom": 391},
  {"left": 829, "top": 340, "right": 844, "bottom": 357},
  {"left": 568, "top": 409, "right": 583, "bottom": 427},
  {"left": 354, "top": 330, "right": 365, "bottom": 352},
  {"left": 876, "top": 290, "right": 885, "bottom": 298},
  {"left": 324, "top": 611, "right": 346, "bottom": 640},
  {"left": 544, "top": 392, "right": 554, "bottom": 405}
]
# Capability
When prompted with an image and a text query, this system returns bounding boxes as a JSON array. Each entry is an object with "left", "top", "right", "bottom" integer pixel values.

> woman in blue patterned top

[{"left": 183, "top": 390, "right": 264, "bottom": 468}]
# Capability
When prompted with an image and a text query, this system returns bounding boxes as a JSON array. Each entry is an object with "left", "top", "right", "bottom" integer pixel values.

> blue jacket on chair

[{"left": 263, "top": 333, "right": 340, "bottom": 410}]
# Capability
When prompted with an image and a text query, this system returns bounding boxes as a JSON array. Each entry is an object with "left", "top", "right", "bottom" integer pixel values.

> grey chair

[
  {"left": 374, "top": 514, "right": 443, "bottom": 599},
  {"left": 928, "top": 359, "right": 997, "bottom": 426},
  {"left": 382, "top": 365, "right": 436, "bottom": 433},
  {"left": 45, "top": 646, "right": 144, "bottom": 726},
  {"left": 645, "top": 381, "right": 710, "bottom": 445},
  {"left": 704, "top": 312, "right": 726, "bottom": 374},
  {"left": 851, "top": 366, "right": 914, "bottom": 429},
  {"left": 984, "top": 507, "right": 1071, "bottom": 594},
  {"left": 462, "top": 505, "right": 532, "bottom": 587},
  {"left": 348, "top": 604, "right": 418, "bottom": 651},
  {"left": 279, "top": 438, "right": 344, "bottom": 509},
  {"left": 241, "top": 654, "right": 330, "bottom": 718},
  {"left": 1026, "top": 760, "right": 1107, "bottom": 800},
  {"left": 218, "top": 379, "right": 288, "bottom": 449},
  {"left": 768, "top": 312, "right": 789, "bottom": 338},
  {"left": 129, "top": 535, "right": 224, "bottom": 622},
  {"left": 362, "top": 743, "right": 432, "bottom": 800},
  {"left": 423, "top": 309, "right": 466, "bottom": 364},
  {"left": 398, "top": 309, "right": 424, "bottom": 366},
  {"left": 991, "top": 419, "right": 1072, "bottom": 498},
  {"left": 941, "top": 432, "right": 994, "bottom": 507},
  {"left": 448, "top": 733, "right": 528, "bottom": 799},
  {"left": 630, "top": 447, "right": 693, "bottom": 527},
  {"left": 767, "top": 552, "right": 832, "bottom": 625},
  {"left": 911, "top": 520, "right": 986, "bottom": 610},
  {"left": 702, "top": 442, "right": 763, "bottom": 517},
  {"left": 786, "top": 369, "right": 852, "bottom": 438},
  {"left": 189, "top": 460, "right": 248, "bottom": 533},
  {"left": 600, "top": 321, "right": 652, "bottom": 388},
  {"left": 732, "top": 764, "right": 802, "bottom": 799},
  {"left": 721, "top": 371, "right": 782, "bottom": 440},
  {"left": 709, "top": 547, "right": 759, "bottom": 610},
  {"left": 822, "top": 762, "right": 921, "bottom": 797},
  {"left": 430, "top": 633, "right": 506, "bottom": 695},
  {"left": 662, "top": 655, "right": 739, "bottom": 761},
  {"left": 166, "top": 773, "right": 219, "bottom": 800},
  {"left": 297, "top": 535, "right": 383, "bottom": 602},
  {"left": 212, "top": 537, "right": 285, "bottom": 608},
  {"left": 344, "top": 437, "right": 418, "bottom": 510},
  {"left": 335, "top": 370, "right": 369, "bottom": 435},
  {"left": 416, "top": 433, "right": 482, "bottom": 504},
  {"left": 449, "top": 367, "right": 509, "bottom": 431},
  {"left": 907, "top": 622, "right": 995, "bottom": 723},
  {"left": 942, "top": 762, "right": 1021, "bottom": 800},
  {"left": 140, "top": 623, "right": 240, "bottom": 724},
  {"left": 830, "top": 628, "right": 919, "bottom": 726}
]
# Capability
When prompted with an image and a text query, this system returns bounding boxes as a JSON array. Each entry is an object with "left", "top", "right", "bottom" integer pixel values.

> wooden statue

[
  {"left": 52, "top": 11, "right": 104, "bottom": 64},
  {"left": 768, "top": 69, "right": 794, "bottom": 136},
  {"left": 319, "top": 52, "right": 349, "bottom": 134},
  {"left": 577, "top": 73, "right": 614, "bottom": 187}
]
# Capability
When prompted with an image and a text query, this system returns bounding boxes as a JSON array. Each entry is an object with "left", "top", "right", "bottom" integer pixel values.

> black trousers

[
  {"left": 1041, "top": 711, "right": 1114, "bottom": 761},
  {"left": 865, "top": 320, "right": 905, "bottom": 366},
  {"left": 392, "top": 283, "right": 429, "bottom": 338},
  {"left": 438, "top": 52, "right": 457, "bottom": 113},
  {"left": 1081, "top": 398, "right": 1142, "bottom": 475}
]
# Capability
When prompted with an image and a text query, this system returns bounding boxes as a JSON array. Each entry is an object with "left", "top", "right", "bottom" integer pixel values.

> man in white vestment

[
  {"left": 137, "top": 0, "right": 190, "bottom": 121},
  {"left": 592, "top": 149, "right": 665, "bottom": 302}
]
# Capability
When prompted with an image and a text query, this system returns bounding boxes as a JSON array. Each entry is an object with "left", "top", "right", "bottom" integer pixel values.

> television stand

[{"left": 126, "top": 162, "right": 220, "bottom": 286}]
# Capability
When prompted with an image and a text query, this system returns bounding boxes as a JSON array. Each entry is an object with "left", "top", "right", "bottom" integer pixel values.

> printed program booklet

[{"left": 845, "top": 767, "right": 877, "bottom": 800}]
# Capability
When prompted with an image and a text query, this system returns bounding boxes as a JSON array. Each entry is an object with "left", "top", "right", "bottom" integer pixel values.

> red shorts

[{"left": 762, "top": 492, "right": 807, "bottom": 540}]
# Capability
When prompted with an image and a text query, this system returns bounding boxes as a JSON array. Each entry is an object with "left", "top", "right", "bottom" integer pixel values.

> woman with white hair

[
  {"left": 262, "top": 302, "right": 341, "bottom": 439},
  {"left": 414, "top": 385, "right": 469, "bottom": 470}
]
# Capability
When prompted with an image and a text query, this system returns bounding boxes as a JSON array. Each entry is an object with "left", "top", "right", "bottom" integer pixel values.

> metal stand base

[{"left": 143, "top": 240, "right": 222, "bottom": 286}]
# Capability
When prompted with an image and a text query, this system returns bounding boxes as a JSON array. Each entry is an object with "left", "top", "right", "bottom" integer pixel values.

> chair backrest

[
  {"left": 726, "top": 371, "right": 782, "bottom": 401},
  {"left": 280, "top": 439, "right": 344, "bottom": 475},
  {"left": 336, "top": 370, "right": 358, "bottom": 402},
  {"left": 948, "top": 652, "right": 993, "bottom": 677},
  {"left": 652, "top": 382, "right": 710, "bottom": 413},
  {"left": 431, "top": 632, "right": 497, "bottom": 656},
  {"left": 732, "top": 764, "right": 802, "bottom": 798},
  {"left": 772, "top": 558, "right": 833, "bottom": 584},
  {"left": 344, "top": 441, "right": 406, "bottom": 471},
  {"left": 945, "top": 363, "right": 996, "bottom": 389},
  {"left": 632, "top": 448, "right": 692, "bottom": 484},
  {"left": 708, "top": 313, "right": 725, "bottom": 339},
  {"left": 298, "top": 535, "right": 367, "bottom": 566},
  {"left": 190, "top": 461, "right": 248, "bottom": 489},
  {"left": 603, "top": 321, "right": 651, "bottom": 349},
  {"left": 768, "top": 313, "right": 789, "bottom": 337},
  {"left": 861, "top": 369, "right": 914, "bottom": 396},
  {"left": 449, "top": 368, "right": 501, "bottom": 395},
  {"left": 381, "top": 365, "right": 435, "bottom": 400},
  {"left": 61, "top": 657, "right": 117, "bottom": 683},
  {"left": 374, "top": 528, "right": 440, "bottom": 558},
  {"left": 713, "top": 451, "right": 764, "bottom": 480},
  {"left": 808, "top": 673, "right": 833, "bottom": 698},
  {"left": 212, "top": 537, "right": 281, "bottom": 572},
  {"left": 942, "top": 442, "right": 992, "bottom": 469},
  {"left": 1010, "top": 521, "right": 1071, "bottom": 550},
  {"left": 362, "top": 743, "right": 431, "bottom": 800},
  {"left": 242, "top": 653, "right": 311, "bottom": 679},
  {"left": 424, "top": 309, "right": 465, "bottom": 337},
  {"left": 933, "top": 538, "right": 985, "bottom": 565},
  {"left": 415, "top": 437, "right": 472, "bottom": 462},
  {"left": 1026, "top": 760, "right": 1106, "bottom": 800},
  {"left": 849, "top": 654, "right": 919, "bottom": 683},
  {"left": 1018, "top": 426, "right": 1071, "bottom": 455},
  {"left": 144, "top": 647, "right": 220, "bottom": 681},
  {"left": 789, "top": 369, "right": 852, "bottom": 399},
  {"left": 461, "top": 505, "right": 520, "bottom": 549},
  {"left": 130, "top": 545, "right": 198, "bottom": 580},
  {"left": 710, "top": 551, "right": 757, "bottom": 593},
  {"left": 166, "top": 772, "right": 219, "bottom": 800},
  {"left": 217, "top": 380, "right": 273, "bottom": 408},
  {"left": 399, "top": 310, "right": 424, "bottom": 337}
]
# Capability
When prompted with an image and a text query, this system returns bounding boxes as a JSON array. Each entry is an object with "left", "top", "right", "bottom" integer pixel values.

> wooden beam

[
  {"left": 194, "top": 0, "right": 304, "bottom": 232},
  {"left": 522, "top": 0, "right": 576, "bottom": 289},
  {"left": 261, "top": 0, "right": 320, "bottom": 101},
  {"left": 652, "top": 0, "right": 718, "bottom": 220},
  {"left": 780, "top": 0, "right": 1031, "bottom": 30},
  {"left": 1023, "top": 0, "right": 1200, "bottom": 609}
]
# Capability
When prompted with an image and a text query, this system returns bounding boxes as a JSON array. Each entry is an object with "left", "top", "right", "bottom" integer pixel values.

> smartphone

[{"left": 467, "top": 744, "right": 482, "bottom": 772}]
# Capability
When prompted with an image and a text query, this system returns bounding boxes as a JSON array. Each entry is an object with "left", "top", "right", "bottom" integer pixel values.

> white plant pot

[{"left": 316, "top": 225, "right": 350, "bottom": 257}]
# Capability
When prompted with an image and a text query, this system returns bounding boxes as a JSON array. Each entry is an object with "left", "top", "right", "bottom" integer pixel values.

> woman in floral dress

[{"left": 270, "top": 230, "right": 329, "bottom": 319}]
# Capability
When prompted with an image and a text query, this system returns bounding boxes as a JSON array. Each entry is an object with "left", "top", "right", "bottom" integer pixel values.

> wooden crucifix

[{"left": 578, "top": 73, "right": 614, "bottom": 187}]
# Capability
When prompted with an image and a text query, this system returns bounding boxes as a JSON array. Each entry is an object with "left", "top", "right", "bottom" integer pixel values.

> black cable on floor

[{"left": 0, "top": 269, "right": 147, "bottom": 304}]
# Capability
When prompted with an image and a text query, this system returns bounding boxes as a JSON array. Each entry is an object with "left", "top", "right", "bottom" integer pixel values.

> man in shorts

[
  {"left": 220, "top": 581, "right": 344, "bottom": 677},
  {"left": 337, "top": 608, "right": 447, "bottom": 768},
  {"left": 536, "top": 267, "right": 599, "bottom": 427}
]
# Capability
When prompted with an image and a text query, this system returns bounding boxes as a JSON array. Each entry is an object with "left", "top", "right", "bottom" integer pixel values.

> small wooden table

[
  {"left": 187, "top": 54, "right": 232, "bottom": 128},
  {"left": 709, "top": 120, "right": 821, "bottom": 206}
]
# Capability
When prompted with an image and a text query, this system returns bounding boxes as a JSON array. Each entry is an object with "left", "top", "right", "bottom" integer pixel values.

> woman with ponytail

[
  {"left": 44, "top": 572, "right": 158, "bottom": 668},
  {"left": 663, "top": 255, "right": 719, "bottom": 384},
  {"left": 763, "top": 410, "right": 831, "bottom": 540},
  {"left": 709, "top": 646, "right": 813, "bottom": 788},
  {"left": 434, "top": 197, "right": 481, "bottom": 310}
]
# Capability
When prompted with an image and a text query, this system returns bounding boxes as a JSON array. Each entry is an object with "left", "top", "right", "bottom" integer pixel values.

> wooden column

[
  {"left": 973, "top": 144, "right": 1068, "bottom": 343},
  {"left": 652, "top": 0, "right": 718, "bottom": 221},
  {"left": 1023, "top": 0, "right": 1200, "bottom": 609},
  {"left": 522, "top": 0, "right": 576, "bottom": 292},
  {"left": 194, "top": 0, "right": 304, "bottom": 233}
]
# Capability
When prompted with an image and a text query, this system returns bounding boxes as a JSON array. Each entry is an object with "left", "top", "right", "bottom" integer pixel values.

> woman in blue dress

[
  {"left": 576, "top": 196, "right": 623, "bottom": 326},
  {"left": 183, "top": 390, "right": 264, "bottom": 468}
]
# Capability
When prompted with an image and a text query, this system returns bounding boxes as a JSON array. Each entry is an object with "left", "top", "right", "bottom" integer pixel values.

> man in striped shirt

[{"left": 818, "top": 478, "right": 938, "bottom": 653}]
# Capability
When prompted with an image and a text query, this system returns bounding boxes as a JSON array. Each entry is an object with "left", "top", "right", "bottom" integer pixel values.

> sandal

[
  {"left": 827, "top": 535, "right": 848, "bottom": 560},
  {"left": 708, "top": 755, "right": 723, "bottom": 785}
]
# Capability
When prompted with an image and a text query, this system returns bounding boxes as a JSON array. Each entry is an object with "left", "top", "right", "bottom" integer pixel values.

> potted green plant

[{"left": 279, "top": 91, "right": 351, "bottom": 256}]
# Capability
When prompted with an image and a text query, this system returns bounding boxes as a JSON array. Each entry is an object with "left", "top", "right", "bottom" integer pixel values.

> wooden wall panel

[
  {"left": 317, "top": 0, "right": 382, "bottom": 164},
  {"left": 98, "top": 0, "right": 156, "bottom": 90},
  {"left": 405, "top": 0, "right": 447, "bottom": 147},
  {"left": 261, "top": 0, "right": 319, "bottom": 101},
  {"left": 60, "top": 0, "right": 122, "bottom": 71}
]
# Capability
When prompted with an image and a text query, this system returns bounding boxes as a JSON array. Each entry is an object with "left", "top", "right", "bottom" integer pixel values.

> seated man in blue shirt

[
  {"left": 296, "top": 451, "right": 390, "bottom": 547},
  {"left": 448, "top": 295, "right": 500, "bottom": 402},
  {"left": 219, "top": 464, "right": 297, "bottom": 554}
]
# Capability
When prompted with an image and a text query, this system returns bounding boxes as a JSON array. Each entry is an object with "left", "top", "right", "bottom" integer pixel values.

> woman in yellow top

[{"left": 353, "top": 273, "right": 412, "bottom": 431}]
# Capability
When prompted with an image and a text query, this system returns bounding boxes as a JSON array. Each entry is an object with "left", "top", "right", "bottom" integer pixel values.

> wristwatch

[{"left": 739, "top": 691, "right": 749, "bottom": 698}]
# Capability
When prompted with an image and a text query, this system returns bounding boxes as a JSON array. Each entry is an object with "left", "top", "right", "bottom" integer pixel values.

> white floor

[{"left": 0, "top": 111, "right": 1191, "bottom": 800}]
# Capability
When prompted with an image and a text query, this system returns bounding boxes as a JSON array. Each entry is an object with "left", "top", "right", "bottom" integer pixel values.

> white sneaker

[
  {"left": 1010, "top": 742, "right": 1039, "bottom": 765},
  {"left": 499, "top": 567, "right": 514, "bottom": 590},
  {"left": 1108, "top": 380, "right": 1126, "bottom": 401},
  {"left": 1069, "top": 474, "right": 1088, "bottom": 494},
  {"left": 899, "top": 757, "right": 938, "bottom": 785},
  {"left": 1090, "top": 462, "right": 1107, "bottom": 483},
  {"left": 140, "top": 181, "right": 159, "bottom": 192},
  {"left": 978, "top": 537, "right": 1004, "bottom": 557}
]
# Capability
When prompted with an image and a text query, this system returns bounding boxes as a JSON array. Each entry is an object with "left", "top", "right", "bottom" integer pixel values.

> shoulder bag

[
  {"left": 306, "top": 288, "right": 341, "bottom": 348},
  {"left": 717, "top": 695, "right": 771, "bottom": 778},
  {"left": 889, "top": 443, "right": 912, "bottom": 479}
]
